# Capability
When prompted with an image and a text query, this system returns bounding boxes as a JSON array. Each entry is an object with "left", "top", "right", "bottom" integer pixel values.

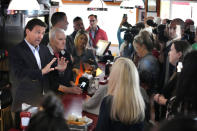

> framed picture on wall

[
  {"left": 138, "top": 9, "right": 145, "bottom": 22},
  {"left": 147, "top": 0, "right": 157, "bottom": 12}
]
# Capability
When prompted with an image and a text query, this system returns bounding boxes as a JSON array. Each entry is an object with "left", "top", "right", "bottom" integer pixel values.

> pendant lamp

[
  {"left": 120, "top": 0, "right": 144, "bottom": 9},
  {"left": 87, "top": 0, "right": 108, "bottom": 11},
  {"left": 8, "top": 0, "right": 40, "bottom": 10}
]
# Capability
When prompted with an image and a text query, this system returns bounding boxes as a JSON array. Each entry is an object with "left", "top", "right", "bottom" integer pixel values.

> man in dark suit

[{"left": 9, "top": 19, "right": 67, "bottom": 114}]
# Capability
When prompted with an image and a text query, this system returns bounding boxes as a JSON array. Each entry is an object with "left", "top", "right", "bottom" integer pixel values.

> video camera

[
  {"left": 120, "top": 25, "right": 140, "bottom": 44},
  {"left": 153, "top": 24, "right": 169, "bottom": 43}
]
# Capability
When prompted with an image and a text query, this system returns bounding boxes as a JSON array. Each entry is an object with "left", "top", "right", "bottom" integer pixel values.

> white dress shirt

[{"left": 25, "top": 39, "right": 41, "bottom": 69}]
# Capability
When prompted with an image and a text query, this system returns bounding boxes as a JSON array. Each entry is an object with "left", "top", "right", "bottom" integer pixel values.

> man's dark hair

[
  {"left": 24, "top": 18, "right": 47, "bottom": 37},
  {"left": 173, "top": 40, "right": 192, "bottom": 61},
  {"left": 51, "top": 12, "right": 66, "bottom": 26},
  {"left": 170, "top": 18, "right": 185, "bottom": 31},
  {"left": 73, "top": 16, "right": 82, "bottom": 23},
  {"left": 88, "top": 14, "right": 97, "bottom": 20}
]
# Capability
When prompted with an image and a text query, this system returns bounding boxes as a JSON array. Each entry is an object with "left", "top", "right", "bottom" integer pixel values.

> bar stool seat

[{"left": 0, "top": 106, "right": 13, "bottom": 131}]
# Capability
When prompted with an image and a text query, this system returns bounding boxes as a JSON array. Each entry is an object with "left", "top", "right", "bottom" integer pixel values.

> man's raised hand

[
  {"left": 55, "top": 57, "right": 69, "bottom": 72},
  {"left": 42, "top": 58, "right": 57, "bottom": 75}
]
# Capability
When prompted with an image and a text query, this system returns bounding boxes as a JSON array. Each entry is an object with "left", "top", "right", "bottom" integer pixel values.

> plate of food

[{"left": 67, "top": 114, "right": 93, "bottom": 126}]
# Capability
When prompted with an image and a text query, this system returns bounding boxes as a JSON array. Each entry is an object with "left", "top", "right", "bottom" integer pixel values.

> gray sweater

[{"left": 82, "top": 84, "right": 108, "bottom": 115}]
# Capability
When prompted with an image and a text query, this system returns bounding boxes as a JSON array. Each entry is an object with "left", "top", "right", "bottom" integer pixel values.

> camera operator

[
  {"left": 117, "top": 14, "right": 130, "bottom": 49},
  {"left": 118, "top": 15, "right": 145, "bottom": 58},
  {"left": 119, "top": 27, "right": 136, "bottom": 58}
]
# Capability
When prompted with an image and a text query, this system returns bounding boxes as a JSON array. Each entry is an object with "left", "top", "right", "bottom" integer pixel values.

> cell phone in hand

[{"left": 123, "top": 14, "right": 127, "bottom": 18}]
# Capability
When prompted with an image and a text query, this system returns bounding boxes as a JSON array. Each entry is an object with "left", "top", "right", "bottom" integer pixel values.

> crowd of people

[
  {"left": 117, "top": 16, "right": 197, "bottom": 131},
  {"left": 7, "top": 11, "right": 197, "bottom": 131}
]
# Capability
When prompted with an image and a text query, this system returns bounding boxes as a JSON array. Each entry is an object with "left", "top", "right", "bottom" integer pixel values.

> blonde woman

[
  {"left": 133, "top": 30, "right": 160, "bottom": 123},
  {"left": 133, "top": 30, "right": 160, "bottom": 90},
  {"left": 72, "top": 30, "right": 98, "bottom": 70},
  {"left": 96, "top": 57, "right": 145, "bottom": 131}
]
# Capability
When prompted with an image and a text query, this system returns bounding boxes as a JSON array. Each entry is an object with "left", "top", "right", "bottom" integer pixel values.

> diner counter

[
  {"left": 61, "top": 93, "right": 98, "bottom": 131},
  {"left": 60, "top": 62, "right": 109, "bottom": 130}
]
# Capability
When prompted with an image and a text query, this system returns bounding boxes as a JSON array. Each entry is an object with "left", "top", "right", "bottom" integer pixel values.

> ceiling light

[
  {"left": 87, "top": 0, "right": 108, "bottom": 11},
  {"left": 8, "top": 0, "right": 40, "bottom": 10},
  {"left": 135, "top": 0, "right": 145, "bottom": 8},
  {"left": 120, "top": 0, "right": 144, "bottom": 9},
  {"left": 51, "top": 0, "right": 63, "bottom": 7},
  {"left": 120, "top": 0, "right": 135, "bottom": 9}
]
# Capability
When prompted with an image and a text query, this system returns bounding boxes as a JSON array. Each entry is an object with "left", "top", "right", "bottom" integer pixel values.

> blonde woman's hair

[
  {"left": 108, "top": 57, "right": 145, "bottom": 124},
  {"left": 74, "top": 30, "right": 89, "bottom": 49},
  {"left": 133, "top": 29, "right": 153, "bottom": 52}
]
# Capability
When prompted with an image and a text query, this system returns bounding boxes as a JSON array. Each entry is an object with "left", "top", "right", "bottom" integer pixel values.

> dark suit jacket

[
  {"left": 9, "top": 40, "right": 52, "bottom": 112},
  {"left": 48, "top": 49, "right": 74, "bottom": 92}
]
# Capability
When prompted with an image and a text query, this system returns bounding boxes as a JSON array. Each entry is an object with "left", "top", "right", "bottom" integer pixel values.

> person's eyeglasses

[{"left": 90, "top": 20, "right": 96, "bottom": 22}]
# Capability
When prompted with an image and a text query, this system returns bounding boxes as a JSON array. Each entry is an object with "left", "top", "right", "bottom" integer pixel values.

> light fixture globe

[
  {"left": 8, "top": 0, "right": 40, "bottom": 10},
  {"left": 87, "top": 0, "right": 108, "bottom": 11},
  {"left": 120, "top": 0, "right": 144, "bottom": 9}
]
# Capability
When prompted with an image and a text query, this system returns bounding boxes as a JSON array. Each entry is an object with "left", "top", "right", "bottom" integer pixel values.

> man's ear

[
  {"left": 26, "top": 28, "right": 30, "bottom": 35},
  {"left": 178, "top": 52, "right": 182, "bottom": 59}
]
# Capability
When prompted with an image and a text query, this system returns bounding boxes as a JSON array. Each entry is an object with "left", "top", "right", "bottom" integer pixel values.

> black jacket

[
  {"left": 9, "top": 41, "right": 51, "bottom": 112},
  {"left": 47, "top": 46, "right": 74, "bottom": 92}
]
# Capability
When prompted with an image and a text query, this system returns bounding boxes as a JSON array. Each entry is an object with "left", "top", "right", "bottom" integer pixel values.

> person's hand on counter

[{"left": 58, "top": 85, "right": 82, "bottom": 95}]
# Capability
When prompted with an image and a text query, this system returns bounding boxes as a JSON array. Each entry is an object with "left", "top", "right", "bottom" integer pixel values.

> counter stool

[{"left": 0, "top": 106, "right": 13, "bottom": 131}]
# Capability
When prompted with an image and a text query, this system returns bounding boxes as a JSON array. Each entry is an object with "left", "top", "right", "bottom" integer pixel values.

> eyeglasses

[{"left": 90, "top": 20, "right": 96, "bottom": 22}]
